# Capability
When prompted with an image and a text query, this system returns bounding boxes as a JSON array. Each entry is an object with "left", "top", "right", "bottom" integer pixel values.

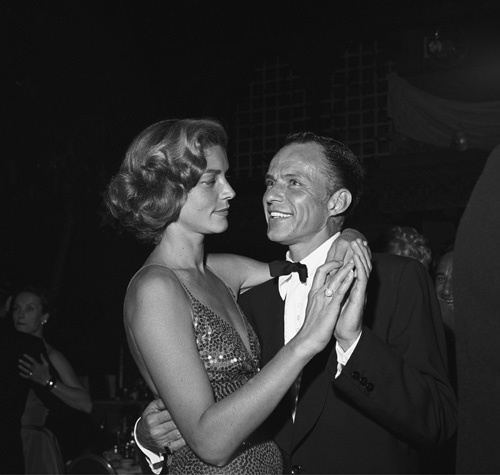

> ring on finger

[
  {"left": 324, "top": 288, "right": 334, "bottom": 297},
  {"left": 29, "top": 371, "right": 33, "bottom": 376}
]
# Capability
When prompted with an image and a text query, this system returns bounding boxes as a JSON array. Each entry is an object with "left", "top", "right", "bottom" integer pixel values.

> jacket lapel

[{"left": 291, "top": 339, "right": 335, "bottom": 450}]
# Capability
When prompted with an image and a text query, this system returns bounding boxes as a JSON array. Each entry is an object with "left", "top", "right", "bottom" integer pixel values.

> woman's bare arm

[{"left": 207, "top": 228, "right": 370, "bottom": 295}]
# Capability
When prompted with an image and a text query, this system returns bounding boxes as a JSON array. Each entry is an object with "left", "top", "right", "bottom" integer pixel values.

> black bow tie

[{"left": 269, "top": 260, "right": 308, "bottom": 283}]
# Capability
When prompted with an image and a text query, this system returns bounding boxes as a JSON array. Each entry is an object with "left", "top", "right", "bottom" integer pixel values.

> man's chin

[
  {"left": 267, "top": 229, "right": 290, "bottom": 245},
  {"left": 266, "top": 229, "right": 281, "bottom": 243}
]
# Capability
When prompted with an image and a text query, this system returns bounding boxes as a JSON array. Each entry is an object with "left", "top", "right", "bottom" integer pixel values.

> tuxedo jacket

[{"left": 239, "top": 253, "right": 457, "bottom": 474}]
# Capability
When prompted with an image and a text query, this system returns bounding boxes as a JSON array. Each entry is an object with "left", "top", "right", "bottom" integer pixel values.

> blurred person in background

[
  {"left": 432, "top": 240, "right": 455, "bottom": 344},
  {"left": 419, "top": 240, "right": 457, "bottom": 474},
  {"left": 372, "top": 225, "right": 432, "bottom": 270},
  {"left": 1, "top": 281, "right": 46, "bottom": 473},
  {"left": 12, "top": 284, "right": 92, "bottom": 474}
]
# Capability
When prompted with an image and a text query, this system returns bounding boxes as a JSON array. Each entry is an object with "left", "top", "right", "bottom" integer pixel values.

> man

[{"left": 137, "top": 132, "right": 457, "bottom": 473}]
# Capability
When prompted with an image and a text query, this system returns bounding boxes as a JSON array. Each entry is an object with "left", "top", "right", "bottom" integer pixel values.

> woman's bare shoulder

[
  {"left": 127, "top": 264, "right": 180, "bottom": 296},
  {"left": 125, "top": 264, "right": 188, "bottom": 326}
]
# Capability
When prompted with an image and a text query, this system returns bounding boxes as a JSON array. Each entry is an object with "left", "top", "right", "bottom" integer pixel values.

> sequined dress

[{"left": 168, "top": 283, "right": 283, "bottom": 474}]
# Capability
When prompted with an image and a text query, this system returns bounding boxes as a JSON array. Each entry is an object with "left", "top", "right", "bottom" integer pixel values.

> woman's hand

[
  {"left": 333, "top": 239, "right": 372, "bottom": 350},
  {"left": 327, "top": 229, "right": 372, "bottom": 265},
  {"left": 18, "top": 353, "right": 51, "bottom": 386}
]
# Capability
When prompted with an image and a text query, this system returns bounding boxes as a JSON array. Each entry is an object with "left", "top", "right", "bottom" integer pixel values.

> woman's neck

[{"left": 148, "top": 229, "right": 206, "bottom": 271}]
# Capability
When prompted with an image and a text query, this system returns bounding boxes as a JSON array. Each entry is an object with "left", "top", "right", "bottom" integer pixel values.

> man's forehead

[{"left": 268, "top": 142, "right": 325, "bottom": 175}]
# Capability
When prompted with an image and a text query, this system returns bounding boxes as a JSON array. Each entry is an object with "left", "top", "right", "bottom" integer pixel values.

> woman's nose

[{"left": 223, "top": 181, "right": 236, "bottom": 200}]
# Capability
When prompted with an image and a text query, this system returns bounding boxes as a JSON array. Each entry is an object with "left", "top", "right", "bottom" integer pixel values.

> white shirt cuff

[
  {"left": 335, "top": 332, "right": 362, "bottom": 378},
  {"left": 134, "top": 418, "right": 164, "bottom": 474}
]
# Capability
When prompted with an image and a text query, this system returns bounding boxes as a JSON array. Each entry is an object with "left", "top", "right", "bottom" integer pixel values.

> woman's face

[
  {"left": 176, "top": 145, "right": 235, "bottom": 235},
  {"left": 435, "top": 251, "right": 454, "bottom": 310},
  {"left": 12, "top": 291, "right": 48, "bottom": 336}
]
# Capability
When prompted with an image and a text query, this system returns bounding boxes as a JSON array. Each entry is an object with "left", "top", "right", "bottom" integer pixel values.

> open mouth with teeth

[
  {"left": 444, "top": 299, "right": 454, "bottom": 306},
  {"left": 269, "top": 212, "right": 292, "bottom": 218}
]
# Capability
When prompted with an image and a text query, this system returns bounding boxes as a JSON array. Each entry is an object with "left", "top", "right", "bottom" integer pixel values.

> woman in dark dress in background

[{"left": 13, "top": 285, "right": 92, "bottom": 474}]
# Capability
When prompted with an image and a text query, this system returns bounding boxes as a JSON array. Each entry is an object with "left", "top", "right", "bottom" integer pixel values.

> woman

[
  {"left": 105, "top": 118, "right": 370, "bottom": 473},
  {"left": 13, "top": 285, "right": 92, "bottom": 474}
]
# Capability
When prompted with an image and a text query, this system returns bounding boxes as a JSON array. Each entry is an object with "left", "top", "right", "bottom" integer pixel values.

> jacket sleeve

[{"left": 330, "top": 256, "right": 457, "bottom": 447}]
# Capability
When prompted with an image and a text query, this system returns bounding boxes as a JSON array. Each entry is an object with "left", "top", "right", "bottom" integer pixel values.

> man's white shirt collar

[{"left": 278, "top": 233, "right": 340, "bottom": 300}]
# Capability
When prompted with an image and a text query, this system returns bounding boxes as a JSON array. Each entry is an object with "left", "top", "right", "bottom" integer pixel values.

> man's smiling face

[{"left": 263, "top": 142, "right": 334, "bottom": 256}]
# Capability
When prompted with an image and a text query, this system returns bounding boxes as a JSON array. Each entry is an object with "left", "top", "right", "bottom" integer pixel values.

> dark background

[{"left": 3, "top": 0, "right": 500, "bottom": 393}]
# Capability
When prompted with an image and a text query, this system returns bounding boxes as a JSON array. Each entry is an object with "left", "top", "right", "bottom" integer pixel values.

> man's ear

[{"left": 328, "top": 188, "right": 352, "bottom": 217}]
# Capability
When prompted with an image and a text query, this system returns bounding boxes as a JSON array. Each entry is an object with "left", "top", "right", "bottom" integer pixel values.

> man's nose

[
  {"left": 443, "top": 279, "right": 453, "bottom": 295},
  {"left": 265, "top": 183, "right": 285, "bottom": 202}
]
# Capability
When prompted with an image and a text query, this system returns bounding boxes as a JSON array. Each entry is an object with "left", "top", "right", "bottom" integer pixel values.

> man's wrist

[
  {"left": 337, "top": 331, "right": 362, "bottom": 352},
  {"left": 335, "top": 331, "right": 362, "bottom": 377},
  {"left": 134, "top": 418, "right": 164, "bottom": 473}
]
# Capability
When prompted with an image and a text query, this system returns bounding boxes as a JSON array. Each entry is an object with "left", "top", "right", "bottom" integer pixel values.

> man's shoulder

[
  {"left": 238, "top": 278, "right": 279, "bottom": 306},
  {"left": 370, "top": 252, "right": 430, "bottom": 290},
  {"left": 372, "top": 252, "right": 425, "bottom": 271}
]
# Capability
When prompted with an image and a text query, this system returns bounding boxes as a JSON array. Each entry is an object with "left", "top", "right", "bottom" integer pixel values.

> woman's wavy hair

[{"left": 105, "top": 118, "right": 228, "bottom": 244}]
